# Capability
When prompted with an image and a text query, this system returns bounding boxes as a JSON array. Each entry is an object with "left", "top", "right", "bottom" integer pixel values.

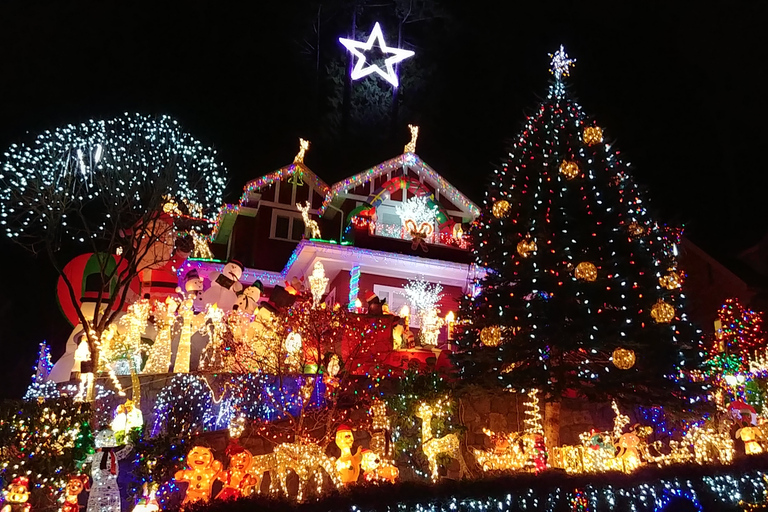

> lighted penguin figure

[{"left": 201, "top": 260, "right": 244, "bottom": 312}]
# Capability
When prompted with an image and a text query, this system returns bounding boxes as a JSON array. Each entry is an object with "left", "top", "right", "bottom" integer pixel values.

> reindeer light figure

[
  {"left": 403, "top": 124, "right": 419, "bottom": 154},
  {"left": 297, "top": 201, "right": 321, "bottom": 239},
  {"left": 294, "top": 138, "right": 310, "bottom": 164},
  {"left": 414, "top": 400, "right": 469, "bottom": 481},
  {"left": 269, "top": 441, "right": 341, "bottom": 502}
]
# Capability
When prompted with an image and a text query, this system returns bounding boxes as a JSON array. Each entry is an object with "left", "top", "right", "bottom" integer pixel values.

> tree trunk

[{"left": 544, "top": 400, "right": 561, "bottom": 453}]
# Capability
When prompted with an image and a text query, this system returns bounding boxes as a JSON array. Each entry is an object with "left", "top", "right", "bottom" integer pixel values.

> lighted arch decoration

[{"left": 364, "top": 176, "right": 456, "bottom": 233}]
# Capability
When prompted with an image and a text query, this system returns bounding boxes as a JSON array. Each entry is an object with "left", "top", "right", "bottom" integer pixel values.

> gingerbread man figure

[
  {"left": 174, "top": 446, "right": 223, "bottom": 505},
  {"left": 216, "top": 446, "right": 258, "bottom": 500}
]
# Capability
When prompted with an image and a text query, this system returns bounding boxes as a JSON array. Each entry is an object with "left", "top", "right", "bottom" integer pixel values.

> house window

[
  {"left": 373, "top": 284, "right": 419, "bottom": 328},
  {"left": 270, "top": 209, "right": 305, "bottom": 242}
]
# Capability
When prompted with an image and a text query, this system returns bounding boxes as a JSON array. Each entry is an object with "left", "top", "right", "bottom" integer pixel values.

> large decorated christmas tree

[{"left": 455, "top": 47, "right": 708, "bottom": 441}]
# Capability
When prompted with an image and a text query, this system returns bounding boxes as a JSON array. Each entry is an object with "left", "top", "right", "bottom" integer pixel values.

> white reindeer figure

[
  {"left": 414, "top": 400, "right": 469, "bottom": 481},
  {"left": 403, "top": 124, "right": 419, "bottom": 154},
  {"left": 296, "top": 201, "right": 321, "bottom": 239},
  {"left": 269, "top": 441, "right": 341, "bottom": 502},
  {"left": 294, "top": 138, "right": 310, "bottom": 164}
]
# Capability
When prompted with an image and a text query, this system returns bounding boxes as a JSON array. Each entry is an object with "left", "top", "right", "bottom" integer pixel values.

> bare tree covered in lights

[
  {"left": 0, "top": 114, "right": 227, "bottom": 400},
  {"left": 454, "top": 49, "right": 708, "bottom": 449}
]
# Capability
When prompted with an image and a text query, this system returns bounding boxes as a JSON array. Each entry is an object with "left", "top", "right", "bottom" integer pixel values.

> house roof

[
  {"left": 678, "top": 237, "right": 755, "bottom": 332},
  {"left": 209, "top": 161, "right": 328, "bottom": 243},
  {"left": 209, "top": 151, "right": 480, "bottom": 243},
  {"left": 319, "top": 152, "right": 480, "bottom": 218}
]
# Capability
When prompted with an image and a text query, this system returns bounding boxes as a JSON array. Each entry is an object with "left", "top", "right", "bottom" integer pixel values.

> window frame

[
  {"left": 373, "top": 284, "right": 420, "bottom": 328},
  {"left": 269, "top": 209, "right": 305, "bottom": 242}
]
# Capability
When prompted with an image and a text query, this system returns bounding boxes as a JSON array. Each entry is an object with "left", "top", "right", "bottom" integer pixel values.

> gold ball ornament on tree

[
  {"left": 574, "top": 261, "right": 598, "bottom": 282},
  {"left": 517, "top": 237, "right": 537, "bottom": 258},
  {"left": 583, "top": 126, "right": 604, "bottom": 146},
  {"left": 650, "top": 299, "right": 675, "bottom": 323},
  {"left": 659, "top": 271, "right": 682, "bottom": 290},
  {"left": 612, "top": 348, "right": 636, "bottom": 370},
  {"left": 627, "top": 221, "right": 646, "bottom": 237},
  {"left": 559, "top": 160, "right": 580, "bottom": 180},
  {"left": 479, "top": 326, "right": 502, "bottom": 347},
  {"left": 492, "top": 200, "right": 511, "bottom": 218}
]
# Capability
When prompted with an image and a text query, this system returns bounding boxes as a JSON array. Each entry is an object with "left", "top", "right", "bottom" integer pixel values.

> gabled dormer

[
  {"left": 321, "top": 127, "right": 480, "bottom": 261},
  {"left": 211, "top": 139, "right": 329, "bottom": 270}
]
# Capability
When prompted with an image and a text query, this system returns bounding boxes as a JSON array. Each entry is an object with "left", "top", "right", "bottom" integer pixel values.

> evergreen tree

[
  {"left": 23, "top": 341, "right": 60, "bottom": 402},
  {"left": 454, "top": 47, "right": 708, "bottom": 439}
]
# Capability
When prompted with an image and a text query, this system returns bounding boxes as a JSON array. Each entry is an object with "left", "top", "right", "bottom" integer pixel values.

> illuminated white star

[
  {"left": 339, "top": 22, "right": 415, "bottom": 87},
  {"left": 549, "top": 45, "right": 576, "bottom": 81}
]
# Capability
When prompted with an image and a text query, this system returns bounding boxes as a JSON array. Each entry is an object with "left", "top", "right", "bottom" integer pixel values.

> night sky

[{"left": 0, "top": 1, "right": 765, "bottom": 398}]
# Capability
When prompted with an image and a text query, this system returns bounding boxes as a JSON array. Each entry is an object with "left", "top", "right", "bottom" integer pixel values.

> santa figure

[
  {"left": 201, "top": 260, "right": 244, "bottom": 312},
  {"left": 132, "top": 212, "right": 193, "bottom": 302}
]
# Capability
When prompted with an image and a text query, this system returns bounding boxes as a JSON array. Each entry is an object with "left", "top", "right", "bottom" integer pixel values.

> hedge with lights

[{"left": 169, "top": 455, "right": 768, "bottom": 512}]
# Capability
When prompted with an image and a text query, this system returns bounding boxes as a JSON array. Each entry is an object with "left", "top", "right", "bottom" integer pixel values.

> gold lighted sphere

[
  {"left": 559, "top": 160, "right": 580, "bottom": 180},
  {"left": 517, "top": 237, "right": 537, "bottom": 258},
  {"left": 574, "top": 261, "right": 598, "bottom": 282},
  {"left": 583, "top": 126, "right": 603, "bottom": 146},
  {"left": 627, "top": 221, "right": 645, "bottom": 237},
  {"left": 492, "top": 200, "right": 511, "bottom": 218},
  {"left": 659, "top": 271, "right": 682, "bottom": 290},
  {"left": 650, "top": 299, "right": 675, "bottom": 323},
  {"left": 480, "top": 326, "right": 502, "bottom": 347},
  {"left": 612, "top": 348, "right": 636, "bottom": 370}
]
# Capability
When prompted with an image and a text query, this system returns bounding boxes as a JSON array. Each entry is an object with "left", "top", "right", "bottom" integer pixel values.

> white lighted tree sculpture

[
  {"left": 402, "top": 279, "right": 444, "bottom": 346},
  {"left": 0, "top": 114, "right": 227, "bottom": 400}
]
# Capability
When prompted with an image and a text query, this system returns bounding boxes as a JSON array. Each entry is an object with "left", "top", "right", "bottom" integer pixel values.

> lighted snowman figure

[
  {"left": 87, "top": 429, "right": 132, "bottom": 512},
  {"left": 201, "top": 260, "right": 244, "bottom": 312},
  {"left": 182, "top": 269, "right": 205, "bottom": 312},
  {"left": 233, "top": 281, "right": 263, "bottom": 315}
]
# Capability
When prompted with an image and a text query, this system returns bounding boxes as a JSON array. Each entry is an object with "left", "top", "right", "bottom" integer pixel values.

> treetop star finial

[
  {"left": 339, "top": 22, "right": 415, "bottom": 87},
  {"left": 548, "top": 45, "right": 576, "bottom": 81}
]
